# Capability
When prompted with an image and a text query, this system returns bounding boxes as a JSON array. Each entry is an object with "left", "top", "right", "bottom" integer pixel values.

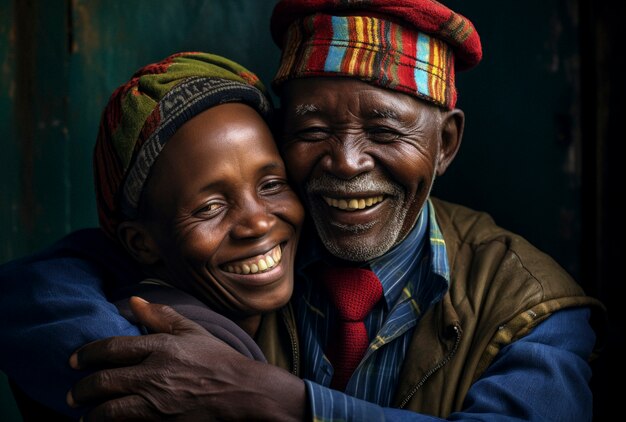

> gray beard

[{"left": 306, "top": 173, "right": 408, "bottom": 262}]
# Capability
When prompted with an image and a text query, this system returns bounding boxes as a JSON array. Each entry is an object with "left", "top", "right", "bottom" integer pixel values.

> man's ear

[
  {"left": 436, "top": 108, "right": 465, "bottom": 176},
  {"left": 117, "top": 221, "right": 160, "bottom": 265}
]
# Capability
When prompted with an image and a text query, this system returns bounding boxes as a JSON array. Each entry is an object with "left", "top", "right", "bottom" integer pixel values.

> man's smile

[{"left": 322, "top": 195, "right": 385, "bottom": 211}]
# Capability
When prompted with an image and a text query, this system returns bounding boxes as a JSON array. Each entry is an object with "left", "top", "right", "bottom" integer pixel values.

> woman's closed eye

[
  {"left": 194, "top": 202, "right": 225, "bottom": 217},
  {"left": 260, "top": 178, "right": 289, "bottom": 194}
]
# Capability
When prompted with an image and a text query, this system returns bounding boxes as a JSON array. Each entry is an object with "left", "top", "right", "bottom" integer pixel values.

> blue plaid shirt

[{"left": 294, "top": 200, "right": 450, "bottom": 418}]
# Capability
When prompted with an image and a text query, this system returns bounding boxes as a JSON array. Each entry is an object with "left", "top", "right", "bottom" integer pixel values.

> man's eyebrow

[
  {"left": 294, "top": 103, "right": 319, "bottom": 116},
  {"left": 370, "top": 108, "right": 399, "bottom": 119}
]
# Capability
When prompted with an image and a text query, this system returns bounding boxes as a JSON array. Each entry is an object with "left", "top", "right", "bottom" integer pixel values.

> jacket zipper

[
  {"left": 282, "top": 309, "right": 300, "bottom": 375},
  {"left": 398, "top": 324, "right": 462, "bottom": 408}
]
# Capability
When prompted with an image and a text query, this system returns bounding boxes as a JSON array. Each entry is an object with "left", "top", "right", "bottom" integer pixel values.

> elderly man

[{"left": 1, "top": 0, "right": 604, "bottom": 421}]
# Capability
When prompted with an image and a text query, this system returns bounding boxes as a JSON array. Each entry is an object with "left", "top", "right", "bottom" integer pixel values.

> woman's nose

[{"left": 230, "top": 198, "right": 275, "bottom": 240}]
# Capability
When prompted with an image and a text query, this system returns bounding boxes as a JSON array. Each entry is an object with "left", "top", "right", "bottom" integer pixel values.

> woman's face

[{"left": 139, "top": 103, "right": 304, "bottom": 333}]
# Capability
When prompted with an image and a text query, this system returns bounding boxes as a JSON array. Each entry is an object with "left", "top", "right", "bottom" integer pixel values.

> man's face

[
  {"left": 280, "top": 77, "right": 449, "bottom": 262},
  {"left": 140, "top": 103, "right": 304, "bottom": 326}
]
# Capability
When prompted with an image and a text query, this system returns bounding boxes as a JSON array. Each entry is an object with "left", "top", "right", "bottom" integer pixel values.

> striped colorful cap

[
  {"left": 270, "top": 0, "right": 482, "bottom": 109},
  {"left": 93, "top": 52, "right": 272, "bottom": 239}
]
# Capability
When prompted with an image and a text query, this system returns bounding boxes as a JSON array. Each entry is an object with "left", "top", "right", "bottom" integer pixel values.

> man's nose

[{"left": 321, "top": 139, "right": 375, "bottom": 179}]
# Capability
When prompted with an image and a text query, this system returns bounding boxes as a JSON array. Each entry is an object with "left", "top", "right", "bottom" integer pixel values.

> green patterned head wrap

[{"left": 93, "top": 52, "right": 272, "bottom": 238}]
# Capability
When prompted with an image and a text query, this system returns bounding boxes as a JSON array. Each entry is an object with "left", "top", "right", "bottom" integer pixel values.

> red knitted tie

[{"left": 321, "top": 267, "right": 383, "bottom": 391}]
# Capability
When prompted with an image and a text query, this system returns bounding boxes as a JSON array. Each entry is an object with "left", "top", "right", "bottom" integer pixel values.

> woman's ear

[
  {"left": 117, "top": 221, "right": 160, "bottom": 265},
  {"left": 436, "top": 108, "right": 465, "bottom": 176}
]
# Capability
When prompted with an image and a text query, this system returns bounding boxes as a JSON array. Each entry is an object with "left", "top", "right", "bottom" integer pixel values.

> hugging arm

[
  {"left": 0, "top": 230, "right": 143, "bottom": 418},
  {"left": 303, "top": 307, "right": 595, "bottom": 421},
  {"left": 69, "top": 298, "right": 307, "bottom": 422},
  {"left": 0, "top": 258, "right": 141, "bottom": 418},
  {"left": 70, "top": 304, "right": 594, "bottom": 421}
]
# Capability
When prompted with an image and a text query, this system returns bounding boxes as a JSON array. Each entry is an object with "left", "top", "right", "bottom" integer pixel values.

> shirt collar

[
  {"left": 295, "top": 207, "right": 428, "bottom": 277},
  {"left": 369, "top": 204, "right": 429, "bottom": 309},
  {"left": 426, "top": 199, "right": 450, "bottom": 281},
  {"left": 296, "top": 199, "right": 450, "bottom": 304}
]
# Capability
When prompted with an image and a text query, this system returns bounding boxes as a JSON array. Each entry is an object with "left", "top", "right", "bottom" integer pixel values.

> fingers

[
  {"left": 66, "top": 298, "right": 225, "bottom": 419},
  {"left": 69, "top": 297, "right": 206, "bottom": 371},
  {"left": 69, "top": 335, "right": 158, "bottom": 370},
  {"left": 68, "top": 366, "right": 146, "bottom": 409},
  {"left": 80, "top": 395, "right": 218, "bottom": 422},
  {"left": 69, "top": 371, "right": 219, "bottom": 421},
  {"left": 128, "top": 296, "right": 207, "bottom": 335},
  {"left": 80, "top": 394, "right": 161, "bottom": 422}
]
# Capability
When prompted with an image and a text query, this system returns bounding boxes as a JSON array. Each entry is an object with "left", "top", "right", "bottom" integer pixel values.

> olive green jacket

[{"left": 258, "top": 197, "right": 606, "bottom": 417}]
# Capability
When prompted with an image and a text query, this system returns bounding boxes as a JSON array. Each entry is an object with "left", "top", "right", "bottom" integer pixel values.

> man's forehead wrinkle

[{"left": 294, "top": 103, "right": 319, "bottom": 116}]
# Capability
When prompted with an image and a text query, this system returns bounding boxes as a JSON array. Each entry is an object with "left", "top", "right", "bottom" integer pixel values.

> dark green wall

[
  {"left": 1, "top": 1, "right": 280, "bottom": 420},
  {"left": 2, "top": 1, "right": 613, "bottom": 421},
  {"left": 1, "top": 0, "right": 281, "bottom": 262},
  {"left": 436, "top": 1, "right": 584, "bottom": 280}
]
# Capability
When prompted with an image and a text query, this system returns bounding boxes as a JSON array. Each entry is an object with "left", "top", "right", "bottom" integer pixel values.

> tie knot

[{"left": 322, "top": 267, "right": 383, "bottom": 321}]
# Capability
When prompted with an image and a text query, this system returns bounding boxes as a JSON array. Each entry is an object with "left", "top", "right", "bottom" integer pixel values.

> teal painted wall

[{"left": 1, "top": 1, "right": 602, "bottom": 420}]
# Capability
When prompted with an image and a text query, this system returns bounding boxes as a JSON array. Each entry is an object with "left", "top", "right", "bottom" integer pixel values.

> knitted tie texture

[{"left": 322, "top": 267, "right": 383, "bottom": 391}]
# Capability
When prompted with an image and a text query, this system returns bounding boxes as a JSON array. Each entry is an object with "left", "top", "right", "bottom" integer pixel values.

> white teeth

[
  {"left": 323, "top": 195, "right": 384, "bottom": 211},
  {"left": 223, "top": 244, "right": 283, "bottom": 275}
]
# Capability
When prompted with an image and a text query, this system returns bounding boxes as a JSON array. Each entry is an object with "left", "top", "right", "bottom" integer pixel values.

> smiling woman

[
  {"left": 0, "top": 2, "right": 284, "bottom": 420},
  {"left": 1, "top": 50, "right": 304, "bottom": 420},
  {"left": 125, "top": 102, "right": 303, "bottom": 337}
]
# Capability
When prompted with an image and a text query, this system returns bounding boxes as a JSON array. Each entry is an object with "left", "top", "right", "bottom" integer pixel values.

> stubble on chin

[{"left": 306, "top": 174, "right": 408, "bottom": 262}]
